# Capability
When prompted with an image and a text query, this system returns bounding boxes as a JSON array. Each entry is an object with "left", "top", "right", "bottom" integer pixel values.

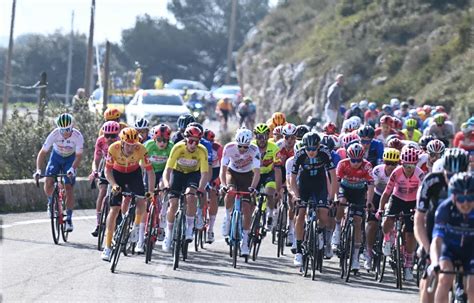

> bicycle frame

[{"left": 228, "top": 190, "right": 250, "bottom": 268}]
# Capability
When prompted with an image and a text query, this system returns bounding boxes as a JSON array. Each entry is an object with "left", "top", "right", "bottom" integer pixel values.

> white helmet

[
  {"left": 390, "top": 98, "right": 400, "bottom": 109},
  {"left": 345, "top": 116, "right": 361, "bottom": 131},
  {"left": 282, "top": 123, "right": 297, "bottom": 136},
  {"left": 235, "top": 129, "right": 253, "bottom": 145},
  {"left": 359, "top": 99, "right": 368, "bottom": 110}
]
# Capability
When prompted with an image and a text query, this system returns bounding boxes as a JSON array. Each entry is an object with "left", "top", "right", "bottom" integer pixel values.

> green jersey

[{"left": 144, "top": 139, "right": 174, "bottom": 172}]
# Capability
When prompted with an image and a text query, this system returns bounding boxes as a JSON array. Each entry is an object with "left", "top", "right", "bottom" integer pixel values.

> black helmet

[
  {"left": 443, "top": 148, "right": 469, "bottom": 174},
  {"left": 449, "top": 172, "right": 474, "bottom": 195},
  {"left": 321, "top": 135, "right": 336, "bottom": 151},
  {"left": 357, "top": 125, "right": 375, "bottom": 139},
  {"left": 419, "top": 135, "right": 434, "bottom": 149},
  {"left": 177, "top": 114, "right": 195, "bottom": 130},
  {"left": 302, "top": 132, "right": 321, "bottom": 147},
  {"left": 295, "top": 125, "right": 310, "bottom": 140}
]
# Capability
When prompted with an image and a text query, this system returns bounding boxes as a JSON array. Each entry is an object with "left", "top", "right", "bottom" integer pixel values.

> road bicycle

[
  {"left": 248, "top": 191, "right": 267, "bottom": 262},
  {"left": 144, "top": 189, "right": 166, "bottom": 264}
]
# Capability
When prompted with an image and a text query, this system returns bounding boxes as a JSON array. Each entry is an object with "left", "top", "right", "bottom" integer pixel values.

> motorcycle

[{"left": 187, "top": 101, "right": 207, "bottom": 124}]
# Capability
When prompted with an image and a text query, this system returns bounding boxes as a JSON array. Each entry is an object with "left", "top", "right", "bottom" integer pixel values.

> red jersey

[
  {"left": 453, "top": 131, "right": 474, "bottom": 152},
  {"left": 336, "top": 158, "right": 374, "bottom": 189}
]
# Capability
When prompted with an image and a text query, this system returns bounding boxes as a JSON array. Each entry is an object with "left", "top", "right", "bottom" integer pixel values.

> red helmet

[
  {"left": 152, "top": 124, "right": 171, "bottom": 140},
  {"left": 102, "top": 121, "right": 120, "bottom": 135},
  {"left": 401, "top": 147, "right": 419, "bottom": 164},
  {"left": 392, "top": 117, "right": 403, "bottom": 130},
  {"left": 323, "top": 122, "right": 337, "bottom": 135},
  {"left": 380, "top": 115, "right": 393, "bottom": 126},
  {"left": 422, "top": 105, "right": 432, "bottom": 115},
  {"left": 204, "top": 129, "right": 216, "bottom": 142},
  {"left": 435, "top": 105, "right": 446, "bottom": 113},
  {"left": 347, "top": 143, "right": 365, "bottom": 160},
  {"left": 184, "top": 125, "right": 203, "bottom": 138},
  {"left": 387, "top": 137, "right": 404, "bottom": 151},
  {"left": 341, "top": 133, "right": 360, "bottom": 149}
]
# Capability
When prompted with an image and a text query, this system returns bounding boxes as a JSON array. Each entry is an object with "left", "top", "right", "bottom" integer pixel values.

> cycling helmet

[
  {"left": 56, "top": 113, "right": 73, "bottom": 128},
  {"left": 294, "top": 141, "right": 304, "bottom": 153},
  {"left": 243, "top": 96, "right": 252, "bottom": 103},
  {"left": 188, "top": 122, "right": 204, "bottom": 133},
  {"left": 134, "top": 118, "right": 149, "bottom": 130},
  {"left": 357, "top": 125, "right": 375, "bottom": 139},
  {"left": 152, "top": 124, "right": 171, "bottom": 140},
  {"left": 383, "top": 148, "right": 400, "bottom": 162},
  {"left": 380, "top": 115, "right": 393, "bottom": 126},
  {"left": 433, "top": 113, "right": 447, "bottom": 125},
  {"left": 387, "top": 137, "right": 404, "bottom": 151},
  {"left": 272, "top": 112, "right": 286, "bottom": 126},
  {"left": 184, "top": 125, "right": 202, "bottom": 138},
  {"left": 119, "top": 127, "right": 139, "bottom": 144},
  {"left": 401, "top": 101, "right": 409, "bottom": 109},
  {"left": 254, "top": 123, "right": 270, "bottom": 135},
  {"left": 347, "top": 143, "right": 365, "bottom": 160},
  {"left": 467, "top": 116, "right": 474, "bottom": 127},
  {"left": 392, "top": 117, "right": 403, "bottom": 130},
  {"left": 302, "top": 132, "right": 321, "bottom": 147},
  {"left": 203, "top": 129, "right": 215, "bottom": 142},
  {"left": 409, "top": 109, "right": 418, "bottom": 118},
  {"left": 405, "top": 118, "right": 418, "bottom": 129},
  {"left": 323, "top": 122, "right": 337, "bottom": 135},
  {"left": 273, "top": 125, "right": 283, "bottom": 137},
  {"left": 235, "top": 129, "right": 253, "bottom": 145},
  {"left": 177, "top": 114, "right": 195, "bottom": 130},
  {"left": 296, "top": 125, "right": 310, "bottom": 139},
  {"left": 368, "top": 102, "right": 377, "bottom": 111},
  {"left": 400, "top": 147, "right": 419, "bottom": 164},
  {"left": 340, "top": 133, "right": 361, "bottom": 148},
  {"left": 435, "top": 105, "right": 446, "bottom": 113},
  {"left": 342, "top": 119, "right": 360, "bottom": 133},
  {"left": 102, "top": 121, "right": 120, "bottom": 135},
  {"left": 282, "top": 123, "right": 297, "bottom": 136},
  {"left": 427, "top": 139, "right": 445, "bottom": 154},
  {"left": 419, "top": 135, "right": 434, "bottom": 149},
  {"left": 443, "top": 148, "right": 469, "bottom": 174},
  {"left": 359, "top": 100, "right": 369, "bottom": 110},
  {"left": 382, "top": 104, "right": 393, "bottom": 114},
  {"left": 390, "top": 98, "right": 400, "bottom": 109},
  {"left": 103, "top": 108, "right": 121, "bottom": 121},
  {"left": 321, "top": 135, "right": 337, "bottom": 150},
  {"left": 405, "top": 141, "right": 420, "bottom": 151},
  {"left": 449, "top": 172, "right": 474, "bottom": 195},
  {"left": 422, "top": 105, "right": 432, "bottom": 115}
]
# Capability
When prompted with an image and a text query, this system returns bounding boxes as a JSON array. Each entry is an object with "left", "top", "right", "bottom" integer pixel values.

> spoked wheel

[
  {"left": 379, "top": 256, "right": 387, "bottom": 282},
  {"left": 339, "top": 228, "right": 347, "bottom": 279},
  {"left": 98, "top": 196, "right": 109, "bottom": 251},
  {"left": 172, "top": 214, "right": 182, "bottom": 270},
  {"left": 50, "top": 193, "right": 60, "bottom": 245},
  {"left": 276, "top": 206, "right": 287, "bottom": 258},
  {"left": 345, "top": 224, "right": 355, "bottom": 282},
  {"left": 110, "top": 215, "right": 130, "bottom": 273},
  {"left": 194, "top": 229, "right": 200, "bottom": 252},
  {"left": 145, "top": 205, "right": 156, "bottom": 264},
  {"left": 199, "top": 228, "right": 205, "bottom": 249}
]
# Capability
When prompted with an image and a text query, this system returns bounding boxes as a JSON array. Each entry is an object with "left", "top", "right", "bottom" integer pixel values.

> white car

[
  {"left": 208, "top": 85, "right": 241, "bottom": 107},
  {"left": 125, "top": 89, "right": 190, "bottom": 129},
  {"left": 163, "top": 79, "right": 209, "bottom": 100}
]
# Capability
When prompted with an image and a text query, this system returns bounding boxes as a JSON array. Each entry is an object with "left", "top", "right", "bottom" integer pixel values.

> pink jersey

[
  {"left": 94, "top": 136, "right": 110, "bottom": 160},
  {"left": 384, "top": 166, "right": 424, "bottom": 201}
]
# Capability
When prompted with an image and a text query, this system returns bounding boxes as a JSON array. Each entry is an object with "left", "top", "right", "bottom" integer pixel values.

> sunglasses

[
  {"left": 155, "top": 137, "right": 168, "bottom": 143},
  {"left": 361, "top": 139, "right": 372, "bottom": 145},
  {"left": 187, "top": 138, "right": 200, "bottom": 145},
  {"left": 429, "top": 152, "right": 441, "bottom": 158},
  {"left": 384, "top": 161, "right": 398, "bottom": 166},
  {"left": 256, "top": 134, "right": 267, "bottom": 140},
  {"left": 285, "top": 135, "right": 296, "bottom": 140},
  {"left": 403, "top": 163, "right": 416, "bottom": 169},
  {"left": 306, "top": 146, "right": 318, "bottom": 152},
  {"left": 60, "top": 127, "right": 72, "bottom": 134},
  {"left": 350, "top": 158, "right": 362, "bottom": 163},
  {"left": 238, "top": 145, "right": 249, "bottom": 150},
  {"left": 406, "top": 127, "right": 414, "bottom": 131},
  {"left": 455, "top": 194, "right": 474, "bottom": 203},
  {"left": 104, "top": 134, "right": 118, "bottom": 139}
]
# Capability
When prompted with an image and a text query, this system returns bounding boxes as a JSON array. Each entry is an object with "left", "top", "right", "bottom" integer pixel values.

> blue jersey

[
  {"left": 366, "top": 139, "right": 384, "bottom": 168},
  {"left": 432, "top": 198, "right": 474, "bottom": 248},
  {"left": 200, "top": 138, "right": 213, "bottom": 165},
  {"left": 331, "top": 150, "right": 341, "bottom": 167}
]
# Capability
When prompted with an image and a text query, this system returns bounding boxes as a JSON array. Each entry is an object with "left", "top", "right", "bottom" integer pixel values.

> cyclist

[
  {"left": 415, "top": 148, "right": 469, "bottom": 303},
  {"left": 90, "top": 121, "right": 120, "bottom": 237},
  {"left": 290, "top": 132, "right": 337, "bottom": 266},
  {"left": 144, "top": 124, "right": 174, "bottom": 242},
  {"left": 34, "top": 113, "right": 84, "bottom": 232},
  {"left": 453, "top": 118, "right": 474, "bottom": 153},
  {"left": 419, "top": 135, "right": 435, "bottom": 153},
  {"left": 418, "top": 139, "right": 445, "bottom": 174},
  {"left": 99, "top": 108, "right": 128, "bottom": 136},
  {"left": 162, "top": 125, "right": 208, "bottom": 251},
  {"left": 322, "top": 122, "right": 338, "bottom": 136},
  {"left": 266, "top": 112, "right": 287, "bottom": 133},
  {"left": 172, "top": 114, "right": 196, "bottom": 144},
  {"left": 215, "top": 97, "right": 233, "bottom": 130},
  {"left": 423, "top": 113, "right": 454, "bottom": 147},
  {"left": 333, "top": 143, "right": 375, "bottom": 271},
  {"left": 204, "top": 129, "right": 223, "bottom": 243},
  {"left": 295, "top": 125, "right": 310, "bottom": 141},
  {"left": 134, "top": 118, "right": 151, "bottom": 143},
  {"left": 375, "top": 115, "right": 397, "bottom": 145},
  {"left": 252, "top": 123, "right": 283, "bottom": 232},
  {"left": 271, "top": 125, "right": 283, "bottom": 143},
  {"left": 220, "top": 128, "right": 261, "bottom": 256},
  {"left": 378, "top": 147, "right": 424, "bottom": 281},
  {"left": 336, "top": 132, "right": 360, "bottom": 159},
  {"left": 428, "top": 172, "right": 474, "bottom": 303},
  {"left": 101, "top": 127, "right": 155, "bottom": 261},
  {"left": 365, "top": 102, "right": 380, "bottom": 128},
  {"left": 402, "top": 118, "right": 423, "bottom": 143},
  {"left": 341, "top": 116, "right": 361, "bottom": 134},
  {"left": 358, "top": 125, "right": 384, "bottom": 168},
  {"left": 364, "top": 148, "right": 400, "bottom": 270}
]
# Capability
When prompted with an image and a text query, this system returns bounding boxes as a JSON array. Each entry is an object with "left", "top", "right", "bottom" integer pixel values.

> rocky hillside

[{"left": 236, "top": 0, "right": 473, "bottom": 123}]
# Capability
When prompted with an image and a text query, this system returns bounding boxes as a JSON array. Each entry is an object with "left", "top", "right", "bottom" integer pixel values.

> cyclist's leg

[
  {"left": 184, "top": 172, "right": 200, "bottom": 239},
  {"left": 294, "top": 183, "right": 309, "bottom": 264},
  {"left": 365, "top": 192, "right": 381, "bottom": 259},
  {"left": 332, "top": 187, "right": 347, "bottom": 247},
  {"left": 265, "top": 176, "right": 277, "bottom": 228},
  {"left": 223, "top": 169, "right": 239, "bottom": 237},
  {"left": 236, "top": 170, "right": 253, "bottom": 252},
  {"left": 435, "top": 256, "right": 455, "bottom": 302},
  {"left": 208, "top": 168, "right": 220, "bottom": 235},
  {"left": 62, "top": 153, "right": 76, "bottom": 224},
  {"left": 166, "top": 170, "right": 185, "bottom": 240},
  {"left": 403, "top": 201, "right": 417, "bottom": 274},
  {"left": 127, "top": 168, "right": 147, "bottom": 245}
]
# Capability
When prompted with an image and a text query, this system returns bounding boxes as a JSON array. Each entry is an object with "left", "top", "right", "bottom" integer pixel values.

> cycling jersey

[
  {"left": 336, "top": 147, "right": 346, "bottom": 160},
  {"left": 106, "top": 141, "right": 152, "bottom": 173},
  {"left": 384, "top": 166, "right": 424, "bottom": 201},
  {"left": 285, "top": 156, "right": 295, "bottom": 178},
  {"left": 276, "top": 139, "right": 295, "bottom": 165},
  {"left": 171, "top": 133, "right": 212, "bottom": 164},
  {"left": 222, "top": 142, "right": 260, "bottom": 173},
  {"left": 166, "top": 141, "right": 209, "bottom": 174},
  {"left": 372, "top": 164, "right": 392, "bottom": 195},
  {"left": 216, "top": 99, "right": 232, "bottom": 111},
  {"left": 144, "top": 140, "right": 174, "bottom": 172},
  {"left": 94, "top": 136, "right": 111, "bottom": 160},
  {"left": 210, "top": 142, "right": 223, "bottom": 168},
  {"left": 171, "top": 132, "right": 185, "bottom": 144},
  {"left": 251, "top": 140, "right": 281, "bottom": 174},
  {"left": 374, "top": 128, "right": 397, "bottom": 145},
  {"left": 401, "top": 129, "right": 422, "bottom": 143},
  {"left": 364, "top": 109, "right": 380, "bottom": 127},
  {"left": 417, "top": 153, "right": 433, "bottom": 174},
  {"left": 364, "top": 139, "right": 384, "bottom": 168},
  {"left": 265, "top": 118, "right": 286, "bottom": 133},
  {"left": 43, "top": 128, "right": 84, "bottom": 157},
  {"left": 424, "top": 123, "right": 454, "bottom": 141},
  {"left": 453, "top": 131, "right": 474, "bottom": 152},
  {"left": 336, "top": 158, "right": 374, "bottom": 189}
]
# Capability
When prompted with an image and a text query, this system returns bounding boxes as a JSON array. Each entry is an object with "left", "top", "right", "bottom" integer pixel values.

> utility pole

[
  {"left": 2, "top": 0, "right": 16, "bottom": 126},
  {"left": 38, "top": 72, "right": 47, "bottom": 122},
  {"left": 225, "top": 0, "right": 238, "bottom": 84},
  {"left": 84, "top": 0, "right": 95, "bottom": 97},
  {"left": 102, "top": 41, "right": 110, "bottom": 115},
  {"left": 65, "top": 10, "right": 74, "bottom": 105}
]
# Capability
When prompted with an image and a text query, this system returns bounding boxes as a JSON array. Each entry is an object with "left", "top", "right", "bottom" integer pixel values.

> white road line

[{"left": 0, "top": 215, "right": 96, "bottom": 229}]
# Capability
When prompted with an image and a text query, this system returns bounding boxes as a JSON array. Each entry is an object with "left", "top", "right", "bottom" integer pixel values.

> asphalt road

[{"left": 1, "top": 209, "right": 419, "bottom": 303}]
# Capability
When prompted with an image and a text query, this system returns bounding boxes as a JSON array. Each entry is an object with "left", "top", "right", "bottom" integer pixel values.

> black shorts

[
  {"left": 387, "top": 196, "right": 415, "bottom": 232},
  {"left": 339, "top": 185, "right": 366, "bottom": 217},
  {"left": 211, "top": 167, "right": 220, "bottom": 183},
  {"left": 257, "top": 171, "right": 275, "bottom": 190},
  {"left": 440, "top": 242, "right": 474, "bottom": 275},
  {"left": 111, "top": 168, "right": 145, "bottom": 207},
  {"left": 367, "top": 192, "right": 382, "bottom": 222},
  {"left": 298, "top": 178, "right": 329, "bottom": 208},
  {"left": 221, "top": 109, "right": 229, "bottom": 121},
  {"left": 226, "top": 168, "right": 253, "bottom": 200},
  {"left": 99, "top": 169, "right": 108, "bottom": 185},
  {"left": 170, "top": 170, "right": 200, "bottom": 198}
]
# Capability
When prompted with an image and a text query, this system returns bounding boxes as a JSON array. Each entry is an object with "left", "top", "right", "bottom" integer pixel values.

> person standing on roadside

[{"left": 325, "top": 74, "right": 344, "bottom": 127}]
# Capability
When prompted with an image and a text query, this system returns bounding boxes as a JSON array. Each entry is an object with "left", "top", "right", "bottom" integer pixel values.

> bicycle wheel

[
  {"left": 199, "top": 228, "right": 205, "bottom": 249},
  {"left": 98, "top": 196, "right": 110, "bottom": 251},
  {"left": 50, "top": 192, "right": 60, "bottom": 245},
  {"left": 276, "top": 207, "right": 283, "bottom": 257},
  {"left": 173, "top": 212, "right": 182, "bottom": 270},
  {"left": 181, "top": 212, "right": 188, "bottom": 262},
  {"left": 250, "top": 210, "right": 261, "bottom": 261},
  {"left": 345, "top": 223, "right": 355, "bottom": 282},
  {"left": 194, "top": 227, "right": 199, "bottom": 252},
  {"left": 396, "top": 232, "right": 403, "bottom": 290},
  {"left": 145, "top": 205, "right": 156, "bottom": 264},
  {"left": 339, "top": 225, "right": 347, "bottom": 279},
  {"left": 379, "top": 256, "right": 387, "bottom": 282},
  {"left": 302, "top": 225, "right": 310, "bottom": 277},
  {"left": 110, "top": 215, "right": 130, "bottom": 273},
  {"left": 60, "top": 199, "right": 69, "bottom": 242},
  {"left": 373, "top": 227, "right": 383, "bottom": 280},
  {"left": 317, "top": 228, "right": 324, "bottom": 273},
  {"left": 311, "top": 222, "right": 318, "bottom": 280}
]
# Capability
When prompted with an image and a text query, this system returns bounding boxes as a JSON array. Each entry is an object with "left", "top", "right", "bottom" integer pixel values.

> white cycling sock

[
  {"left": 186, "top": 216, "right": 195, "bottom": 230},
  {"left": 225, "top": 208, "right": 231, "bottom": 220},
  {"left": 209, "top": 215, "right": 216, "bottom": 232},
  {"left": 242, "top": 230, "right": 250, "bottom": 245},
  {"left": 138, "top": 223, "right": 145, "bottom": 244},
  {"left": 167, "top": 222, "right": 174, "bottom": 236}
]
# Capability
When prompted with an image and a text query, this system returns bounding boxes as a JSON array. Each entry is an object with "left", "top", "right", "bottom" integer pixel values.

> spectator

[
  {"left": 71, "top": 88, "right": 86, "bottom": 107},
  {"left": 325, "top": 74, "right": 344, "bottom": 126}
]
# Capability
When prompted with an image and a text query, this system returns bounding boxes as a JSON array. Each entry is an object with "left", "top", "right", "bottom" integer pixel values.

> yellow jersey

[
  {"left": 165, "top": 141, "right": 209, "bottom": 174},
  {"left": 250, "top": 140, "right": 281, "bottom": 174},
  {"left": 401, "top": 129, "right": 422, "bottom": 143},
  {"left": 106, "top": 141, "right": 152, "bottom": 173}
]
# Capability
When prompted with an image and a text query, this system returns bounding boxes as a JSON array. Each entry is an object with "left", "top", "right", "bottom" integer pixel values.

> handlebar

[{"left": 35, "top": 174, "right": 69, "bottom": 188}]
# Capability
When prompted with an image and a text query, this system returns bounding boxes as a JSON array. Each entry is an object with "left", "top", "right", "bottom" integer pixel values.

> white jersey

[
  {"left": 222, "top": 142, "right": 260, "bottom": 173},
  {"left": 372, "top": 164, "right": 391, "bottom": 195},
  {"left": 285, "top": 156, "right": 295, "bottom": 178},
  {"left": 42, "top": 128, "right": 84, "bottom": 157}
]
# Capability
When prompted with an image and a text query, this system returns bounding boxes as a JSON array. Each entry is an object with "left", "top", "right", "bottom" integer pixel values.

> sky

[{"left": 0, "top": 0, "right": 278, "bottom": 47}]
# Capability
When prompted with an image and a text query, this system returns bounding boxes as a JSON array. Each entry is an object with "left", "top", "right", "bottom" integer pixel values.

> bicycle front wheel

[
  {"left": 110, "top": 215, "right": 130, "bottom": 273},
  {"left": 50, "top": 192, "right": 60, "bottom": 245},
  {"left": 173, "top": 212, "right": 183, "bottom": 270},
  {"left": 396, "top": 232, "right": 403, "bottom": 290},
  {"left": 145, "top": 205, "right": 156, "bottom": 264},
  {"left": 98, "top": 196, "right": 110, "bottom": 251},
  {"left": 345, "top": 223, "right": 355, "bottom": 282}
]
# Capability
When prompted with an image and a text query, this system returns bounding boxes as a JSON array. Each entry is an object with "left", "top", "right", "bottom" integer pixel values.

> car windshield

[
  {"left": 168, "top": 80, "right": 207, "bottom": 91},
  {"left": 214, "top": 87, "right": 240, "bottom": 95},
  {"left": 142, "top": 94, "right": 183, "bottom": 106},
  {"left": 109, "top": 95, "right": 132, "bottom": 104}
]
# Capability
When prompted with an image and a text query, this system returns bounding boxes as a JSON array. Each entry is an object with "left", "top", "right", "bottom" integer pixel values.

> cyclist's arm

[
  {"left": 141, "top": 151, "right": 155, "bottom": 191},
  {"left": 146, "top": 169, "right": 156, "bottom": 193},
  {"left": 219, "top": 164, "right": 228, "bottom": 188},
  {"left": 71, "top": 153, "right": 82, "bottom": 171},
  {"left": 430, "top": 203, "right": 448, "bottom": 267},
  {"left": 328, "top": 169, "right": 338, "bottom": 200},
  {"left": 36, "top": 148, "right": 49, "bottom": 172},
  {"left": 414, "top": 211, "right": 430, "bottom": 253},
  {"left": 379, "top": 171, "right": 396, "bottom": 211},
  {"left": 162, "top": 167, "right": 172, "bottom": 189},
  {"left": 290, "top": 173, "right": 299, "bottom": 199},
  {"left": 430, "top": 236, "right": 442, "bottom": 268},
  {"left": 198, "top": 149, "right": 209, "bottom": 192},
  {"left": 274, "top": 166, "right": 282, "bottom": 193},
  {"left": 251, "top": 167, "right": 260, "bottom": 189},
  {"left": 104, "top": 165, "right": 117, "bottom": 188},
  {"left": 92, "top": 138, "right": 102, "bottom": 172}
]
